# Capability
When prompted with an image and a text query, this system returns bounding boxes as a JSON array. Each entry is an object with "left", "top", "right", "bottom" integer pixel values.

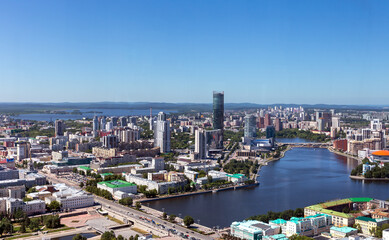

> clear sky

[{"left": 1, "top": 0, "right": 389, "bottom": 105}]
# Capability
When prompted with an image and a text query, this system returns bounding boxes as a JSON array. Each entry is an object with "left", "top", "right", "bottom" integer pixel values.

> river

[{"left": 147, "top": 140, "right": 389, "bottom": 228}]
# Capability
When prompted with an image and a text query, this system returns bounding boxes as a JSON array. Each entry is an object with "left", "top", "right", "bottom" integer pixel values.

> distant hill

[{"left": 0, "top": 102, "right": 388, "bottom": 114}]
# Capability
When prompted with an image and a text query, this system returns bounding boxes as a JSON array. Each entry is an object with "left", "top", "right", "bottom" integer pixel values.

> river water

[{"left": 148, "top": 139, "right": 389, "bottom": 228}]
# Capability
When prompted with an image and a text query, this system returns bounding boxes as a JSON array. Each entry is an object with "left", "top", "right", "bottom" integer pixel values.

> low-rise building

[
  {"left": 383, "top": 228, "right": 389, "bottom": 240},
  {"left": 46, "top": 184, "right": 94, "bottom": 210},
  {"left": 97, "top": 180, "right": 137, "bottom": 195},
  {"left": 330, "top": 226, "right": 358, "bottom": 238},
  {"left": 227, "top": 173, "right": 247, "bottom": 184},
  {"left": 355, "top": 216, "right": 389, "bottom": 236},
  {"left": 231, "top": 220, "right": 280, "bottom": 240}
]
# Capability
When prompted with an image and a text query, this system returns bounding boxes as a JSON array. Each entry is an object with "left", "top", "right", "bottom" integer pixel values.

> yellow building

[{"left": 355, "top": 216, "right": 389, "bottom": 236}]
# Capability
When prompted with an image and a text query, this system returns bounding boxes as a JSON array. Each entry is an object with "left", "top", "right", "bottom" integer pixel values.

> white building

[
  {"left": 97, "top": 180, "right": 137, "bottom": 195},
  {"left": 47, "top": 184, "right": 94, "bottom": 210},
  {"left": 154, "top": 112, "right": 171, "bottom": 153},
  {"left": 122, "top": 173, "right": 181, "bottom": 194},
  {"left": 383, "top": 228, "right": 389, "bottom": 240}
]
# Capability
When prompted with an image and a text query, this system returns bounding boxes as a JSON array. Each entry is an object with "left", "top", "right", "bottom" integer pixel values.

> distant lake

[{"left": 13, "top": 108, "right": 177, "bottom": 121}]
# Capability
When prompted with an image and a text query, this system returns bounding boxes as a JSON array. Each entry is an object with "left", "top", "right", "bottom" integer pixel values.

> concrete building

[
  {"left": 154, "top": 112, "right": 171, "bottom": 153},
  {"left": 383, "top": 228, "right": 389, "bottom": 240},
  {"left": 55, "top": 120, "right": 65, "bottom": 137},
  {"left": 47, "top": 184, "right": 94, "bottom": 210},
  {"left": 355, "top": 216, "right": 389, "bottom": 236},
  {"left": 93, "top": 116, "right": 99, "bottom": 137},
  {"left": 122, "top": 173, "right": 183, "bottom": 194},
  {"left": 102, "top": 135, "right": 118, "bottom": 148},
  {"left": 97, "top": 180, "right": 137, "bottom": 195},
  {"left": 330, "top": 226, "right": 358, "bottom": 238},
  {"left": 121, "top": 129, "right": 140, "bottom": 143},
  {"left": 195, "top": 129, "right": 206, "bottom": 160},
  {"left": 230, "top": 220, "right": 280, "bottom": 240},
  {"left": 285, "top": 214, "right": 332, "bottom": 237},
  {"left": 0, "top": 167, "right": 19, "bottom": 180},
  {"left": 16, "top": 141, "right": 30, "bottom": 161},
  {"left": 52, "top": 151, "right": 68, "bottom": 161}
]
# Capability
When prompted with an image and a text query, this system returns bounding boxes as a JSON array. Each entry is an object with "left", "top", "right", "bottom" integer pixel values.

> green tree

[
  {"left": 289, "top": 235, "right": 314, "bottom": 240},
  {"left": 79, "top": 182, "right": 84, "bottom": 188},
  {"left": 20, "top": 222, "right": 26, "bottom": 233},
  {"left": 73, "top": 233, "right": 87, "bottom": 240},
  {"left": 117, "top": 235, "right": 125, "bottom": 240},
  {"left": 163, "top": 212, "right": 167, "bottom": 219},
  {"left": 119, "top": 197, "right": 133, "bottom": 207},
  {"left": 101, "top": 231, "right": 116, "bottom": 240},
  {"left": 48, "top": 200, "right": 61, "bottom": 211},
  {"left": 135, "top": 202, "right": 141, "bottom": 210},
  {"left": 169, "top": 214, "right": 176, "bottom": 222},
  {"left": 29, "top": 218, "right": 40, "bottom": 232},
  {"left": 183, "top": 216, "right": 194, "bottom": 227}
]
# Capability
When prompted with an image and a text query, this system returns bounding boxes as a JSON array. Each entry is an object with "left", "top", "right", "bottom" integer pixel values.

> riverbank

[
  {"left": 327, "top": 147, "right": 361, "bottom": 162},
  {"left": 349, "top": 175, "right": 389, "bottom": 181},
  {"left": 139, "top": 183, "right": 259, "bottom": 203}
]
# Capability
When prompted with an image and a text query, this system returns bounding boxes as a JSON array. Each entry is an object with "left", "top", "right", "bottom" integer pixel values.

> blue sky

[{"left": 1, "top": 0, "right": 389, "bottom": 104}]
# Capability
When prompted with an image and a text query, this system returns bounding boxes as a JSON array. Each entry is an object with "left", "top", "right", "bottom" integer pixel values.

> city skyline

[{"left": 2, "top": 1, "right": 389, "bottom": 104}]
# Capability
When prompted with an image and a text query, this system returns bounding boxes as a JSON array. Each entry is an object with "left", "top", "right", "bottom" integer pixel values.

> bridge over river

[{"left": 278, "top": 142, "right": 331, "bottom": 148}]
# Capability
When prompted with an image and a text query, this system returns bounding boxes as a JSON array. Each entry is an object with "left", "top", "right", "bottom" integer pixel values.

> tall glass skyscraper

[
  {"left": 244, "top": 114, "right": 257, "bottom": 138},
  {"left": 213, "top": 91, "right": 224, "bottom": 131}
]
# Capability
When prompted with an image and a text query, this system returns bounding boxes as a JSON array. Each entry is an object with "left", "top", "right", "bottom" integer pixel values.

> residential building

[
  {"left": 102, "top": 135, "right": 118, "bottom": 148},
  {"left": 154, "top": 112, "right": 171, "bottom": 153},
  {"left": 355, "top": 216, "right": 389, "bottom": 236},
  {"left": 195, "top": 129, "right": 206, "bottom": 160}
]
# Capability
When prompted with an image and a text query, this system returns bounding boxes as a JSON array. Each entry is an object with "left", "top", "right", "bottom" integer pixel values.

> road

[
  {"left": 41, "top": 171, "right": 213, "bottom": 240},
  {"left": 95, "top": 196, "right": 213, "bottom": 240}
]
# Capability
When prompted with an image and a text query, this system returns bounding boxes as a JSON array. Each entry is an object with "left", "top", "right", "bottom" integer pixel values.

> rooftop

[
  {"left": 79, "top": 166, "right": 91, "bottom": 170},
  {"left": 330, "top": 226, "right": 357, "bottom": 233},
  {"left": 98, "top": 180, "right": 136, "bottom": 188},
  {"left": 372, "top": 150, "right": 389, "bottom": 157}
]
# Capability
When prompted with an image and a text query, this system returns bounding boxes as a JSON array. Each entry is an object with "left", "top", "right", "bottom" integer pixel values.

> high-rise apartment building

[
  {"left": 55, "top": 120, "right": 64, "bottom": 137},
  {"left": 195, "top": 129, "right": 206, "bottom": 159},
  {"left": 244, "top": 114, "right": 257, "bottom": 138},
  {"left": 154, "top": 112, "right": 171, "bottom": 153},
  {"left": 264, "top": 113, "right": 272, "bottom": 127},
  {"left": 93, "top": 116, "right": 99, "bottom": 137},
  {"left": 100, "top": 116, "right": 106, "bottom": 131},
  {"left": 213, "top": 91, "right": 224, "bottom": 131},
  {"left": 102, "top": 135, "right": 118, "bottom": 148},
  {"left": 275, "top": 117, "right": 283, "bottom": 131}
]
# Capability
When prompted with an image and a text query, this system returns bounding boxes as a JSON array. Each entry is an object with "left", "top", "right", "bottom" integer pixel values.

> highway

[
  {"left": 95, "top": 196, "right": 213, "bottom": 240},
  {"left": 41, "top": 171, "right": 213, "bottom": 240}
]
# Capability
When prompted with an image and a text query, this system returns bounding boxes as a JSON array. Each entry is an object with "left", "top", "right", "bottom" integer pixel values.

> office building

[
  {"left": 244, "top": 114, "right": 257, "bottom": 138},
  {"left": 266, "top": 126, "right": 276, "bottom": 139},
  {"left": 355, "top": 216, "right": 389, "bottom": 236},
  {"left": 154, "top": 112, "right": 171, "bottom": 153},
  {"left": 371, "top": 119, "right": 382, "bottom": 131},
  {"left": 195, "top": 129, "right": 206, "bottom": 159},
  {"left": 213, "top": 91, "right": 224, "bottom": 131},
  {"left": 55, "top": 120, "right": 65, "bottom": 137}
]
